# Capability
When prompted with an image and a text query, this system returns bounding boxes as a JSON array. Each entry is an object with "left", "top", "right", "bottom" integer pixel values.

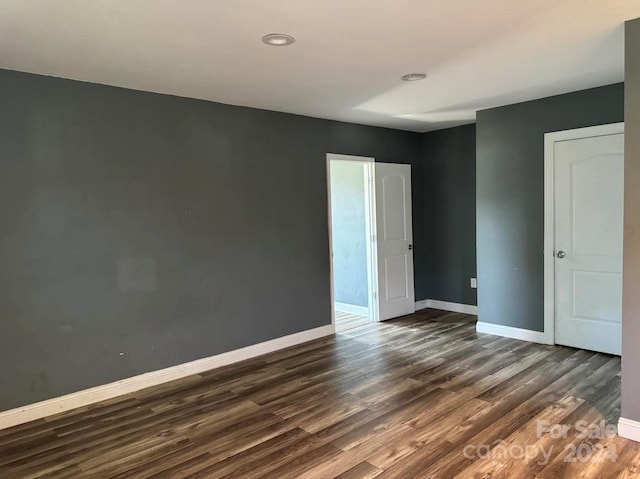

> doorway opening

[
  {"left": 327, "top": 155, "right": 377, "bottom": 333},
  {"left": 327, "top": 154, "right": 416, "bottom": 333}
]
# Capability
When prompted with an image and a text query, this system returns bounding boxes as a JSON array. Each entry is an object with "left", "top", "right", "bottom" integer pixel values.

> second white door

[
  {"left": 375, "top": 163, "right": 415, "bottom": 321},
  {"left": 554, "top": 128, "right": 624, "bottom": 355}
]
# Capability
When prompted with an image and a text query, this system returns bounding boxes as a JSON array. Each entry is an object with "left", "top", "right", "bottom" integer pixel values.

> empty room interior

[{"left": 2, "top": 2, "right": 640, "bottom": 478}]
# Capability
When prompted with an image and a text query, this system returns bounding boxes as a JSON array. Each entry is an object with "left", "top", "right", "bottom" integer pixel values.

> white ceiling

[{"left": 0, "top": 1, "right": 638, "bottom": 132}]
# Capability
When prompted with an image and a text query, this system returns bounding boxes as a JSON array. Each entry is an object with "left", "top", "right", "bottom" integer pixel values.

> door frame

[
  {"left": 326, "top": 153, "right": 379, "bottom": 331},
  {"left": 543, "top": 122, "right": 625, "bottom": 345}
]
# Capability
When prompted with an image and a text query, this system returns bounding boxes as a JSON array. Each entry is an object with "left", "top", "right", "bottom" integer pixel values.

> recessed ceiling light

[
  {"left": 401, "top": 73, "right": 427, "bottom": 82},
  {"left": 262, "top": 33, "right": 296, "bottom": 46}
]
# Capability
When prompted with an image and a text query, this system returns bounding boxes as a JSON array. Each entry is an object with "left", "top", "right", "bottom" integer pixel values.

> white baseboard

[
  {"left": 415, "top": 299, "right": 478, "bottom": 315},
  {"left": 0, "top": 324, "right": 335, "bottom": 431},
  {"left": 618, "top": 417, "right": 640, "bottom": 443},
  {"left": 476, "top": 321, "right": 551, "bottom": 344},
  {"left": 335, "top": 302, "right": 370, "bottom": 317}
]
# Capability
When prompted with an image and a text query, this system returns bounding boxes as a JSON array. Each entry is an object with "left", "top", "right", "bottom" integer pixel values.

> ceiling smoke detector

[
  {"left": 262, "top": 33, "right": 296, "bottom": 46},
  {"left": 401, "top": 73, "right": 427, "bottom": 82}
]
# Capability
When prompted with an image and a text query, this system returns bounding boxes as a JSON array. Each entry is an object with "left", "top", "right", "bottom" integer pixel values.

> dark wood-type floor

[{"left": 1, "top": 309, "right": 638, "bottom": 478}]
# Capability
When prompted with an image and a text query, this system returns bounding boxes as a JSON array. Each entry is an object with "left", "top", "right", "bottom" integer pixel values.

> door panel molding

[{"left": 543, "top": 122, "right": 625, "bottom": 348}]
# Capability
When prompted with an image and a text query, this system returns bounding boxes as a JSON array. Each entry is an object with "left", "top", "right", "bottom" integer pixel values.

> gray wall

[
  {"left": 476, "top": 84, "right": 624, "bottom": 331},
  {"left": 0, "top": 68, "right": 422, "bottom": 411},
  {"left": 622, "top": 18, "right": 640, "bottom": 423},
  {"left": 420, "top": 124, "right": 477, "bottom": 305},
  {"left": 330, "top": 161, "right": 368, "bottom": 307}
]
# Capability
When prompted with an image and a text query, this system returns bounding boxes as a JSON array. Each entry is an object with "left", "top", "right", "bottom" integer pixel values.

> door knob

[
  {"left": 557, "top": 251, "right": 566, "bottom": 259},
  {"left": 408, "top": 244, "right": 413, "bottom": 250}
]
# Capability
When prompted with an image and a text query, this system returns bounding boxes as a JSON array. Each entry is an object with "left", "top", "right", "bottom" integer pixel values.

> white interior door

[
  {"left": 554, "top": 132, "right": 624, "bottom": 355},
  {"left": 374, "top": 163, "right": 415, "bottom": 321}
]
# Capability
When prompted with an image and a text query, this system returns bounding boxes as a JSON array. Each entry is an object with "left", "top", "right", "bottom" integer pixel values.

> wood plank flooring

[
  {"left": 335, "top": 311, "right": 371, "bottom": 333},
  {"left": 1, "top": 309, "right": 638, "bottom": 478}
]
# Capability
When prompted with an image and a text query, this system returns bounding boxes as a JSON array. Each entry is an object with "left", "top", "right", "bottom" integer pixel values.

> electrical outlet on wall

[{"left": 470, "top": 278, "right": 477, "bottom": 289}]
